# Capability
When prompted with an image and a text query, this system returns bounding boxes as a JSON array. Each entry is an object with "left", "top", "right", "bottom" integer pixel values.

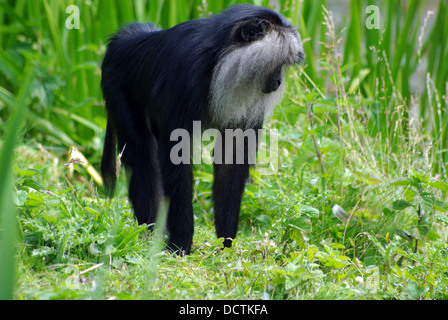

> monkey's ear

[{"left": 240, "top": 20, "right": 268, "bottom": 42}]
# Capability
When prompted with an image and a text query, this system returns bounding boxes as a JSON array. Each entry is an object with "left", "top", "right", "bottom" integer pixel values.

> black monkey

[{"left": 101, "top": 4, "right": 304, "bottom": 255}]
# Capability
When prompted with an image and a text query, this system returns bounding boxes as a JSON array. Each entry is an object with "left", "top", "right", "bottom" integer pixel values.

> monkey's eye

[{"left": 239, "top": 20, "right": 268, "bottom": 42}]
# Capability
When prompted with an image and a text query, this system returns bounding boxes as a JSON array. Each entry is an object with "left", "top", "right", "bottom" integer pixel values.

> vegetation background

[{"left": 1, "top": 0, "right": 448, "bottom": 300}]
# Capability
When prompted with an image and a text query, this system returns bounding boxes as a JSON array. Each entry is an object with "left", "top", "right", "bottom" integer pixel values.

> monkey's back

[{"left": 101, "top": 20, "right": 221, "bottom": 134}]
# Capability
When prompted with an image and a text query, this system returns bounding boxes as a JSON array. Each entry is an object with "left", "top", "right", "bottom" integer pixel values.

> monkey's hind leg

[
  {"left": 107, "top": 98, "right": 163, "bottom": 228},
  {"left": 124, "top": 133, "right": 163, "bottom": 228}
]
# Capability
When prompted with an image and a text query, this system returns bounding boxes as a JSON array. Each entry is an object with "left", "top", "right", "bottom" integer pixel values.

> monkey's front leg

[{"left": 213, "top": 162, "right": 250, "bottom": 248}]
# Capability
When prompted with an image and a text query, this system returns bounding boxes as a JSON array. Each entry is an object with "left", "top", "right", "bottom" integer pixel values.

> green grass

[
  {"left": 11, "top": 133, "right": 448, "bottom": 300},
  {"left": 1, "top": 0, "right": 448, "bottom": 300}
]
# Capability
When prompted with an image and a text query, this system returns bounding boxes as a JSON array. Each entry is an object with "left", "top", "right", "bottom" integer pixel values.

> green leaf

[
  {"left": 394, "top": 229, "right": 414, "bottom": 242},
  {"left": 304, "top": 92, "right": 319, "bottom": 102},
  {"left": 427, "top": 230, "right": 440, "bottom": 241},
  {"left": 428, "top": 181, "right": 448, "bottom": 192},
  {"left": 85, "top": 207, "right": 99, "bottom": 215},
  {"left": 299, "top": 205, "right": 320, "bottom": 218},
  {"left": 417, "top": 215, "right": 431, "bottom": 238},
  {"left": 354, "top": 171, "right": 382, "bottom": 185},
  {"left": 20, "top": 179, "right": 46, "bottom": 192},
  {"left": 390, "top": 178, "right": 412, "bottom": 186},
  {"left": 382, "top": 207, "right": 394, "bottom": 216},
  {"left": 323, "top": 256, "right": 349, "bottom": 269},
  {"left": 422, "top": 194, "right": 435, "bottom": 211},
  {"left": 289, "top": 217, "right": 312, "bottom": 233},
  {"left": 348, "top": 68, "right": 371, "bottom": 94},
  {"left": 404, "top": 189, "right": 416, "bottom": 201},
  {"left": 330, "top": 243, "right": 345, "bottom": 250},
  {"left": 411, "top": 169, "right": 429, "bottom": 183},
  {"left": 313, "top": 104, "right": 338, "bottom": 114},
  {"left": 12, "top": 190, "right": 27, "bottom": 206},
  {"left": 105, "top": 245, "right": 117, "bottom": 255},
  {"left": 392, "top": 200, "right": 413, "bottom": 210},
  {"left": 25, "top": 193, "right": 44, "bottom": 206},
  {"left": 14, "top": 168, "right": 40, "bottom": 177},
  {"left": 434, "top": 200, "right": 448, "bottom": 212},
  {"left": 42, "top": 211, "right": 58, "bottom": 225}
]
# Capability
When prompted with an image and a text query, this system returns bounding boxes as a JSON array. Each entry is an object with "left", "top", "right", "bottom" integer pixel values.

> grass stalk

[{"left": 0, "top": 62, "right": 32, "bottom": 300}]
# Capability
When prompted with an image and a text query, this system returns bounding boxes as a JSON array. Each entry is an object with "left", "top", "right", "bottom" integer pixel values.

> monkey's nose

[
  {"left": 263, "top": 77, "right": 281, "bottom": 94},
  {"left": 263, "top": 66, "right": 283, "bottom": 94}
]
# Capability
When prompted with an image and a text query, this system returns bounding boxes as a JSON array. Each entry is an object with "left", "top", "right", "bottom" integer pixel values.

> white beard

[{"left": 209, "top": 29, "right": 302, "bottom": 129}]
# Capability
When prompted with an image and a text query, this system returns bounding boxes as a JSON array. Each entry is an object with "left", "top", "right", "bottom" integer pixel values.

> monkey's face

[{"left": 209, "top": 7, "right": 304, "bottom": 129}]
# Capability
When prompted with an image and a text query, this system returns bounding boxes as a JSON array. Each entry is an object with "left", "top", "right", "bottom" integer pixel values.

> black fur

[{"left": 101, "top": 4, "right": 302, "bottom": 255}]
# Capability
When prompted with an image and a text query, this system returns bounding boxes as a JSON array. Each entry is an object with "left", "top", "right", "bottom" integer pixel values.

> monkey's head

[{"left": 209, "top": 4, "right": 304, "bottom": 129}]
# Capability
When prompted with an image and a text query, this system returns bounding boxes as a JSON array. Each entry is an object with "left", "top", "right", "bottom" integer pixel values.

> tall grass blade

[
  {"left": 0, "top": 62, "right": 32, "bottom": 300},
  {"left": 145, "top": 198, "right": 169, "bottom": 288}
]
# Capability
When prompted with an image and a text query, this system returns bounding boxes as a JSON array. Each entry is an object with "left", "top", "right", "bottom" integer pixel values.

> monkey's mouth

[{"left": 263, "top": 65, "right": 283, "bottom": 94}]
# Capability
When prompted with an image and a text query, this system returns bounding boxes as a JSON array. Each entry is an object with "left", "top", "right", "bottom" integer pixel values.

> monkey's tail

[{"left": 101, "top": 121, "right": 117, "bottom": 198}]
